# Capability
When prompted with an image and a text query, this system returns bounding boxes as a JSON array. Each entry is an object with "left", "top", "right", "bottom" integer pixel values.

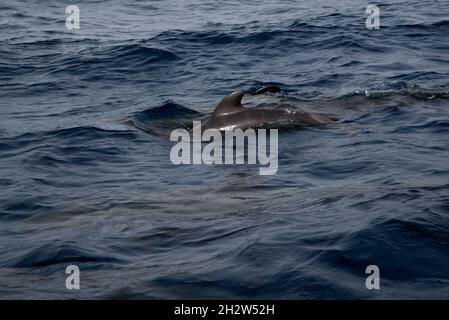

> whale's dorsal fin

[{"left": 212, "top": 90, "right": 245, "bottom": 117}]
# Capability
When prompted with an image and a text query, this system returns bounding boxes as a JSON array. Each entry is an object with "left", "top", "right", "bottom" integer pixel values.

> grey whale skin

[{"left": 200, "top": 90, "right": 332, "bottom": 131}]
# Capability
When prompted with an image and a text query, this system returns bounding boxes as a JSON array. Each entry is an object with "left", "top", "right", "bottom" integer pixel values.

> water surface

[{"left": 1, "top": 0, "right": 449, "bottom": 299}]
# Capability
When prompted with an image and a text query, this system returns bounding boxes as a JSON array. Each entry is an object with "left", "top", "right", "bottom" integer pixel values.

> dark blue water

[{"left": 1, "top": 0, "right": 449, "bottom": 299}]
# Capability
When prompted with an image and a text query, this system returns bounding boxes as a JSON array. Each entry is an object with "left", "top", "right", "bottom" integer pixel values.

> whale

[{"left": 200, "top": 89, "right": 332, "bottom": 131}]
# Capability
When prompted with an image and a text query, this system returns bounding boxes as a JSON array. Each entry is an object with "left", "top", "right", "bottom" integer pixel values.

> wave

[
  {"left": 134, "top": 101, "right": 200, "bottom": 120},
  {"left": 0, "top": 42, "right": 181, "bottom": 79},
  {"left": 319, "top": 214, "right": 449, "bottom": 284},
  {"left": 394, "top": 19, "right": 449, "bottom": 30},
  {"left": 49, "top": 43, "right": 181, "bottom": 76},
  {"left": 394, "top": 119, "right": 449, "bottom": 134},
  {"left": 0, "top": 127, "right": 137, "bottom": 159},
  {"left": 8, "top": 242, "right": 122, "bottom": 268},
  {"left": 130, "top": 101, "right": 201, "bottom": 135}
]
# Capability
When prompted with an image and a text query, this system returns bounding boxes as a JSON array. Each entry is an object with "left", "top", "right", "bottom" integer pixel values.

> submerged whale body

[{"left": 201, "top": 89, "right": 332, "bottom": 131}]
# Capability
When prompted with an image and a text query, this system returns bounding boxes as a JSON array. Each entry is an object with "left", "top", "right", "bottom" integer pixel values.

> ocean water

[{"left": 1, "top": 0, "right": 449, "bottom": 299}]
